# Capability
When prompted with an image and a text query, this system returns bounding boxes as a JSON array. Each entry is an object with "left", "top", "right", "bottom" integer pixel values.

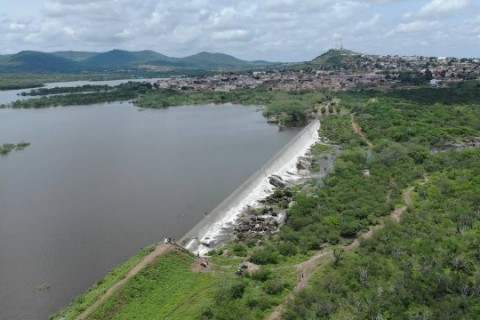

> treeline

[
  {"left": 136, "top": 88, "right": 326, "bottom": 125},
  {"left": 9, "top": 82, "right": 152, "bottom": 108},
  {"left": 21, "top": 84, "right": 112, "bottom": 96}
]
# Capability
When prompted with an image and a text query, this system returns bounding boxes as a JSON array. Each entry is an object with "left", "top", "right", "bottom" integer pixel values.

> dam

[{"left": 181, "top": 119, "right": 320, "bottom": 254}]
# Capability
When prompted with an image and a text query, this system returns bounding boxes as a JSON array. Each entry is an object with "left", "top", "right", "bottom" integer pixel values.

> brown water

[{"left": 0, "top": 102, "right": 300, "bottom": 319}]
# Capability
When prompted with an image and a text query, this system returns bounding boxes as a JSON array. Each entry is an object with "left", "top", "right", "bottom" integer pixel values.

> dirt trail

[
  {"left": 76, "top": 243, "right": 175, "bottom": 320},
  {"left": 267, "top": 185, "right": 416, "bottom": 320},
  {"left": 351, "top": 114, "right": 373, "bottom": 147}
]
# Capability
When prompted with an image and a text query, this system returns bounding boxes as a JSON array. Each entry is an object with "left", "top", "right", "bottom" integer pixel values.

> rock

[
  {"left": 238, "top": 224, "right": 251, "bottom": 232},
  {"left": 269, "top": 175, "right": 285, "bottom": 188},
  {"left": 298, "top": 169, "right": 309, "bottom": 176},
  {"left": 296, "top": 157, "right": 312, "bottom": 170},
  {"left": 267, "top": 116, "right": 278, "bottom": 123}
]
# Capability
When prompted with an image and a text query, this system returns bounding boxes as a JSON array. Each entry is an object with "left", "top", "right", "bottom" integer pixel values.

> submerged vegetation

[
  {"left": 0, "top": 141, "right": 30, "bottom": 155},
  {"left": 52, "top": 81, "right": 480, "bottom": 319}
]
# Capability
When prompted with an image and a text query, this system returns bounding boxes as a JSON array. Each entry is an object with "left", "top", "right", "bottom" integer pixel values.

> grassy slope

[
  {"left": 52, "top": 246, "right": 155, "bottom": 320},
  {"left": 86, "top": 247, "right": 215, "bottom": 320}
]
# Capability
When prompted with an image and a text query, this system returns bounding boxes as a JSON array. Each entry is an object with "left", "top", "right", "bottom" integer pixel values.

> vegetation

[
  {"left": 0, "top": 49, "right": 274, "bottom": 73},
  {"left": 53, "top": 81, "right": 480, "bottom": 319},
  {"left": 283, "top": 82, "right": 480, "bottom": 319},
  {"left": 9, "top": 82, "right": 153, "bottom": 108},
  {"left": 50, "top": 245, "right": 156, "bottom": 320},
  {"left": 136, "top": 88, "right": 326, "bottom": 125},
  {"left": 21, "top": 84, "right": 111, "bottom": 96},
  {"left": 0, "top": 141, "right": 30, "bottom": 155}
]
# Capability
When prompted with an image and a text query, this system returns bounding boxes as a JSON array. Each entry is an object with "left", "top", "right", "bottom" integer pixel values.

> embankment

[{"left": 180, "top": 119, "right": 320, "bottom": 254}]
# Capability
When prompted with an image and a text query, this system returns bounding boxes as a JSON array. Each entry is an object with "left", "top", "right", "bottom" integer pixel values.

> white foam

[{"left": 183, "top": 120, "right": 320, "bottom": 255}]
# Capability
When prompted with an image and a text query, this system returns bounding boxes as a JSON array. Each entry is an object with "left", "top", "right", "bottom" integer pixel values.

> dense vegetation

[
  {"left": 52, "top": 82, "right": 480, "bottom": 319},
  {"left": 136, "top": 88, "right": 326, "bottom": 125},
  {"left": 283, "top": 83, "right": 480, "bottom": 319},
  {"left": 21, "top": 84, "right": 112, "bottom": 96},
  {"left": 9, "top": 82, "right": 153, "bottom": 108}
]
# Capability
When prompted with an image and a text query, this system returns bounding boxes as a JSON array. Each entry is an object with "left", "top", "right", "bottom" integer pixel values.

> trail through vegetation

[{"left": 76, "top": 243, "right": 175, "bottom": 320}]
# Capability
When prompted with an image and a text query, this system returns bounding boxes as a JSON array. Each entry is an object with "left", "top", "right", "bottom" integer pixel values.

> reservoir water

[{"left": 0, "top": 98, "right": 301, "bottom": 319}]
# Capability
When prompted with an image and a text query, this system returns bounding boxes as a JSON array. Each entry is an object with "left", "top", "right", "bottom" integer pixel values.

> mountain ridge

[{"left": 0, "top": 49, "right": 276, "bottom": 73}]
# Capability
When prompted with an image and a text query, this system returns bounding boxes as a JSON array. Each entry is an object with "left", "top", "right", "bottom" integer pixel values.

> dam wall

[{"left": 180, "top": 119, "right": 320, "bottom": 254}]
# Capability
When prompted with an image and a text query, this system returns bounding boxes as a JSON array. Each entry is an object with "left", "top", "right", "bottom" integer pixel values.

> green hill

[
  {"left": 0, "top": 49, "right": 275, "bottom": 73},
  {"left": 311, "top": 48, "right": 363, "bottom": 69},
  {"left": 82, "top": 49, "right": 163, "bottom": 69},
  {"left": 51, "top": 51, "right": 98, "bottom": 62},
  {"left": 0, "top": 51, "right": 81, "bottom": 73},
  {"left": 180, "top": 52, "right": 250, "bottom": 69}
]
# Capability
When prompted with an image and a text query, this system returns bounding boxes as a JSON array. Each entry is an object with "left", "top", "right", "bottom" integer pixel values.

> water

[
  {"left": 0, "top": 101, "right": 301, "bottom": 320},
  {"left": 0, "top": 78, "right": 164, "bottom": 105}
]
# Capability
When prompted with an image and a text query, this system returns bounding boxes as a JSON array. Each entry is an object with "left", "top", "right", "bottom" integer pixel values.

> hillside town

[{"left": 153, "top": 52, "right": 480, "bottom": 93}]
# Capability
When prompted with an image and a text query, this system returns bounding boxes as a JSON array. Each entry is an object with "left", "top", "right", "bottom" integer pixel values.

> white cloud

[
  {"left": 212, "top": 29, "right": 251, "bottom": 42},
  {"left": 395, "top": 20, "right": 439, "bottom": 33},
  {"left": 0, "top": 0, "right": 479, "bottom": 60},
  {"left": 355, "top": 14, "right": 381, "bottom": 32},
  {"left": 419, "top": 0, "right": 469, "bottom": 16}
]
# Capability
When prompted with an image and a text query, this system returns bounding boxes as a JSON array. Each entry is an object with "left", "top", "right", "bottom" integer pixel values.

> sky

[{"left": 1, "top": 0, "right": 479, "bottom": 61}]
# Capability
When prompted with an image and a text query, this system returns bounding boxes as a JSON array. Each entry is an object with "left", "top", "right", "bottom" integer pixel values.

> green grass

[
  {"left": 50, "top": 245, "right": 155, "bottom": 320},
  {"left": 86, "top": 247, "right": 215, "bottom": 320}
]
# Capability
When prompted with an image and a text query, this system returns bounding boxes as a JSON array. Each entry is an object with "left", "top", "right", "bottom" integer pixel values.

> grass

[
  {"left": 85, "top": 247, "right": 215, "bottom": 320},
  {"left": 50, "top": 245, "right": 155, "bottom": 320}
]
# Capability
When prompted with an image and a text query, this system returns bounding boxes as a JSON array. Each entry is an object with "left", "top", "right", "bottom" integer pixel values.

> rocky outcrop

[
  {"left": 296, "top": 156, "right": 312, "bottom": 171},
  {"left": 431, "top": 138, "right": 480, "bottom": 153},
  {"left": 269, "top": 175, "right": 286, "bottom": 188}
]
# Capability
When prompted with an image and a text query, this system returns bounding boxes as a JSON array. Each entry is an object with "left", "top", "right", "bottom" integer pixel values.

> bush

[
  {"left": 249, "top": 268, "right": 272, "bottom": 282},
  {"left": 262, "top": 279, "right": 289, "bottom": 295},
  {"left": 231, "top": 243, "right": 248, "bottom": 256},
  {"left": 249, "top": 247, "right": 279, "bottom": 265},
  {"left": 278, "top": 242, "right": 298, "bottom": 256},
  {"left": 215, "top": 279, "right": 247, "bottom": 303}
]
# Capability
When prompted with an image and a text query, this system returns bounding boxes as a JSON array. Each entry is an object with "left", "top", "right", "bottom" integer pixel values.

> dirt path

[
  {"left": 351, "top": 114, "right": 373, "bottom": 147},
  {"left": 76, "top": 243, "right": 175, "bottom": 320},
  {"left": 267, "top": 185, "right": 416, "bottom": 320}
]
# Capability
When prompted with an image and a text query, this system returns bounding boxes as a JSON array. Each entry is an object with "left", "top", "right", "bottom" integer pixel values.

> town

[{"left": 153, "top": 50, "right": 480, "bottom": 93}]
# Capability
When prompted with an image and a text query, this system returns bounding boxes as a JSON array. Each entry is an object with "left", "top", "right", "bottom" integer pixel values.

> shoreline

[{"left": 180, "top": 119, "right": 321, "bottom": 254}]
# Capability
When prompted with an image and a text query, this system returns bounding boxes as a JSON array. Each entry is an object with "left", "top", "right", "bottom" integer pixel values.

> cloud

[
  {"left": 395, "top": 20, "right": 439, "bottom": 33},
  {"left": 419, "top": 0, "right": 469, "bottom": 16},
  {"left": 0, "top": 0, "right": 479, "bottom": 60},
  {"left": 355, "top": 14, "right": 381, "bottom": 32},
  {"left": 419, "top": 0, "right": 470, "bottom": 16},
  {"left": 212, "top": 29, "right": 251, "bottom": 42}
]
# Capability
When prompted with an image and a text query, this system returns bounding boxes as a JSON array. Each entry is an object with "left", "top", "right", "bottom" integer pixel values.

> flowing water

[{"left": 0, "top": 96, "right": 301, "bottom": 319}]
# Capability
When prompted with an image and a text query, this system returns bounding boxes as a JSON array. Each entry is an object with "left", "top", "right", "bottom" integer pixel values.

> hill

[
  {"left": 311, "top": 48, "right": 364, "bottom": 69},
  {"left": 81, "top": 49, "right": 171, "bottom": 69},
  {"left": 179, "top": 52, "right": 250, "bottom": 69},
  {"left": 0, "top": 49, "right": 274, "bottom": 73},
  {"left": 51, "top": 51, "right": 98, "bottom": 61},
  {"left": 0, "top": 51, "right": 81, "bottom": 73}
]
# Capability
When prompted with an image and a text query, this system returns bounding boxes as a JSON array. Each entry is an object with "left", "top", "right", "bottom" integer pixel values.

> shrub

[
  {"left": 249, "top": 247, "right": 279, "bottom": 265},
  {"left": 278, "top": 242, "right": 298, "bottom": 256}
]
